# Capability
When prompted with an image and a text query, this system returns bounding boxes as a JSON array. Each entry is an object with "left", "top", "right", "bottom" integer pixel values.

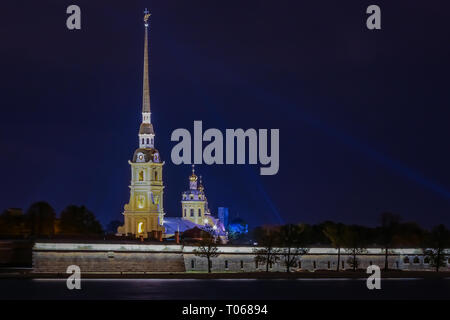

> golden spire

[
  {"left": 142, "top": 8, "right": 151, "bottom": 114},
  {"left": 198, "top": 175, "right": 204, "bottom": 192}
]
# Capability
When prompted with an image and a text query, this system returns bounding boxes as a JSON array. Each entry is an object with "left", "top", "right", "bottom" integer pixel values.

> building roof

[
  {"left": 164, "top": 217, "right": 227, "bottom": 237},
  {"left": 132, "top": 148, "right": 160, "bottom": 163},
  {"left": 139, "top": 122, "right": 154, "bottom": 135},
  {"left": 164, "top": 218, "right": 200, "bottom": 235}
]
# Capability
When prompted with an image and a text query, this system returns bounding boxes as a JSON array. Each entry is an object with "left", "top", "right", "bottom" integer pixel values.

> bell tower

[{"left": 118, "top": 9, "right": 165, "bottom": 238}]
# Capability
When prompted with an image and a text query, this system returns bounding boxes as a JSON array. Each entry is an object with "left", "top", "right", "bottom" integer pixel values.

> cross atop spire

[{"left": 143, "top": 8, "right": 151, "bottom": 27}]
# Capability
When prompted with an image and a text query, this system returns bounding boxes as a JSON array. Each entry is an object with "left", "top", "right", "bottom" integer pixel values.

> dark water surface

[{"left": 0, "top": 278, "right": 449, "bottom": 300}]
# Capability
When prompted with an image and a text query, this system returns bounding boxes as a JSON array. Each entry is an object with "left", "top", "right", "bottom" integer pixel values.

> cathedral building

[
  {"left": 164, "top": 166, "right": 226, "bottom": 241},
  {"left": 117, "top": 10, "right": 226, "bottom": 241},
  {"left": 117, "top": 11, "right": 165, "bottom": 238}
]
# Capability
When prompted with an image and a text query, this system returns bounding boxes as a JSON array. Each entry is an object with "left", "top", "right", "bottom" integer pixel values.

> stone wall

[
  {"left": 32, "top": 242, "right": 450, "bottom": 273},
  {"left": 186, "top": 254, "right": 402, "bottom": 272},
  {"left": 33, "top": 251, "right": 185, "bottom": 273}
]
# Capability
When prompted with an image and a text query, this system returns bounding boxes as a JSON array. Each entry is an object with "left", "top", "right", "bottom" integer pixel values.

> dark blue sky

[{"left": 1, "top": 1, "right": 449, "bottom": 229}]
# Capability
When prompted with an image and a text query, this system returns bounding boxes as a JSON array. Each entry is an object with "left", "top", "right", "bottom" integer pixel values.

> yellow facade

[
  {"left": 118, "top": 11, "right": 166, "bottom": 238},
  {"left": 120, "top": 160, "right": 165, "bottom": 238},
  {"left": 181, "top": 168, "right": 213, "bottom": 226},
  {"left": 182, "top": 200, "right": 206, "bottom": 225}
]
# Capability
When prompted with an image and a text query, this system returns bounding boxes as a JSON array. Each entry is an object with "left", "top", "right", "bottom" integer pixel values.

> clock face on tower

[
  {"left": 153, "top": 153, "right": 159, "bottom": 162},
  {"left": 137, "top": 152, "right": 145, "bottom": 162}
]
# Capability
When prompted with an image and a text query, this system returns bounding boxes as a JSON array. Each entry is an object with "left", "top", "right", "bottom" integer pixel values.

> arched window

[
  {"left": 413, "top": 256, "right": 420, "bottom": 264},
  {"left": 142, "top": 138, "right": 144, "bottom": 144},
  {"left": 198, "top": 209, "right": 201, "bottom": 217},
  {"left": 240, "top": 260, "right": 244, "bottom": 269},
  {"left": 184, "top": 209, "right": 186, "bottom": 217},
  {"left": 191, "top": 260, "right": 195, "bottom": 269},
  {"left": 313, "top": 261, "right": 316, "bottom": 269},
  {"left": 403, "top": 257, "right": 410, "bottom": 264},
  {"left": 154, "top": 171, "right": 158, "bottom": 181},
  {"left": 137, "top": 222, "right": 144, "bottom": 234},
  {"left": 138, "top": 171, "right": 144, "bottom": 181},
  {"left": 424, "top": 257, "right": 430, "bottom": 264},
  {"left": 146, "top": 138, "right": 150, "bottom": 144},
  {"left": 327, "top": 261, "right": 331, "bottom": 269},
  {"left": 190, "top": 209, "right": 194, "bottom": 217},
  {"left": 225, "top": 260, "right": 228, "bottom": 269}
]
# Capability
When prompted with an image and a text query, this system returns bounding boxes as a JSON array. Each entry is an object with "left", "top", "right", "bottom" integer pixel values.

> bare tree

[
  {"left": 279, "top": 224, "right": 309, "bottom": 272},
  {"left": 423, "top": 224, "right": 450, "bottom": 272},
  {"left": 379, "top": 212, "right": 401, "bottom": 271},
  {"left": 253, "top": 226, "right": 281, "bottom": 272},
  {"left": 193, "top": 225, "right": 220, "bottom": 273},
  {"left": 343, "top": 225, "right": 368, "bottom": 271},
  {"left": 323, "top": 222, "right": 345, "bottom": 271}
]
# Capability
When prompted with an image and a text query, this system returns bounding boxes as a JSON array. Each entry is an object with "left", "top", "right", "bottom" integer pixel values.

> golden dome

[{"left": 189, "top": 164, "right": 198, "bottom": 182}]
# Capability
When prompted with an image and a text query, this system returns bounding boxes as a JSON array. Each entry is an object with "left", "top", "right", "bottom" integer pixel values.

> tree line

[
  {"left": 0, "top": 201, "right": 104, "bottom": 237},
  {"left": 249, "top": 213, "right": 450, "bottom": 272},
  {"left": 197, "top": 212, "right": 449, "bottom": 273},
  {"left": 1, "top": 204, "right": 448, "bottom": 272}
]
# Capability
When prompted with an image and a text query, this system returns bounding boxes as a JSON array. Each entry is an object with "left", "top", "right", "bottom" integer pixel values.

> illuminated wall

[
  {"left": 32, "top": 243, "right": 450, "bottom": 273},
  {"left": 118, "top": 159, "right": 165, "bottom": 238}
]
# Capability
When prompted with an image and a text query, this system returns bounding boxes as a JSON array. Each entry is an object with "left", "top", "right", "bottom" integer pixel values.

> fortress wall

[
  {"left": 184, "top": 254, "right": 441, "bottom": 272},
  {"left": 32, "top": 243, "right": 449, "bottom": 273},
  {"left": 33, "top": 251, "right": 186, "bottom": 273}
]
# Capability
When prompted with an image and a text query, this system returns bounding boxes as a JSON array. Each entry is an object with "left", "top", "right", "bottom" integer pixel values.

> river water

[{"left": 0, "top": 278, "right": 449, "bottom": 300}]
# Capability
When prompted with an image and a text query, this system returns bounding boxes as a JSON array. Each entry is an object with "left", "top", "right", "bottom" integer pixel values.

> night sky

[{"left": 1, "top": 1, "right": 450, "bottom": 229}]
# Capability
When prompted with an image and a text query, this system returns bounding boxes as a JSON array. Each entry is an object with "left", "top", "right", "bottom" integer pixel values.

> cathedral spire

[
  {"left": 189, "top": 164, "right": 198, "bottom": 190},
  {"left": 198, "top": 175, "right": 204, "bottom": 193},
  {"left": 138, "top": 8, "right": 155, "bottom": 149},
  {"left": 142, "top": 8, "right": 151, "bottom": 114}
]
